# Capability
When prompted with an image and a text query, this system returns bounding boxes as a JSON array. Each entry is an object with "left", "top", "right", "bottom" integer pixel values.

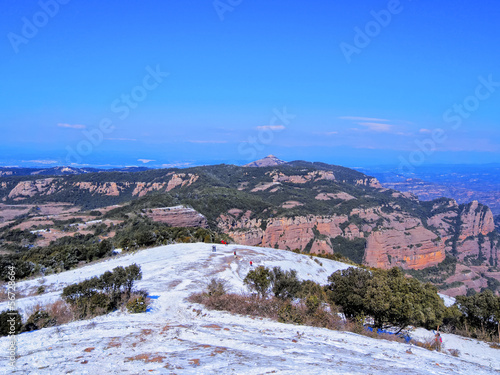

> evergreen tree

[
  {"left": 244, "top": 266, "right": 271, "bottom": 298},
  {"left": 270, "top": 266, "right": 301, "bottom": 300},
  {"left": 124, "top": 263, "right": 142, "bottom": 297},
  {"left": 327, "top": 267, "right": 372, "bottom": 319}
]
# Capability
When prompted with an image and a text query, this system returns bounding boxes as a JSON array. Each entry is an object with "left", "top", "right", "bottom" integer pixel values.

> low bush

[
  {"left": 207, "top": 278, "right": 229, "bottom": 297},
  {"left": 25, "top": 309, "right": 56, "bottom": 331},
  {"left": 62, "top": 264, "right": 144, "bottom": 319},
  {"left": 126, "top": 295, "right": 148, "bottom": 314},
  {"left": 0, "top": 310, "right": 22, "bottom": 336}
]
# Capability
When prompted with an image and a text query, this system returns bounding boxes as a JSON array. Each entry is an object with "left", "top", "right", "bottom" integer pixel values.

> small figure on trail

[
  {"left": 434, "top": 332, "right": 442, "bottom": 352},
  {"left": 234, "top": 251, "right": 237, "bottom": 258},
  {"left": 212, "top": 245, "right": 216, "bottom": 253},
  {"left": 250, "top": 261, "right": 253, "bottom": 266}
]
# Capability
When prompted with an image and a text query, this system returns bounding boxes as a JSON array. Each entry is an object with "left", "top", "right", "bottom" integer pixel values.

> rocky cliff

[
  {"left": 146, "top": 206, "right": 208, "bottom": 228},
  {"left": 2, "top": 173, "right": 199, "bottom": 201},
  {"left": 217, "top": 199, "right": 498, "bottom": 271}
]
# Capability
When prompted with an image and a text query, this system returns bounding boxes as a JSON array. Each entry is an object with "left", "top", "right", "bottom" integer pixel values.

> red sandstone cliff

[
  {"left": 146, "top": 206, "right": 208, "bottom": 228},
  {"left": 217, "top": 199, "right": 497, "bottom": 271}
]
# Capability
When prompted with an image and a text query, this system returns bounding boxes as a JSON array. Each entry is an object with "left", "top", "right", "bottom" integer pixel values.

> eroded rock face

[
  {"left": 354, "top": 177, "right": 383, "bottom": 189},
  {"left": 219, "top": 214, "right": 351, "bottom": 251},
  {"left": 458, "top": 201, "right": 495, "bottom": 240},
  {"left": 166, "top": 173, "right": 199, "bottom": 191},
  {"left": 8, "top": 178, "right": 57, "bottom": 198},
  {"left": 73, "top": 182, "right": 121, "bottom": 196},
  {"left": 4, "top": 173, "right": 200, "bottom": 201},
  {"left": 267, "top": 170, "right": 336, "bottom": 184},
  {"left": 146, "top": 206, "right": 208, "bottom": 228},
  {"left": 217, "top": 202, "right": 496, "bottom": 270},
  {"left": 364, "top": 228, "right": 445, "bottom": 270},
  {"left": 132, "top": 182, "right": 167, "bottom": 197}
]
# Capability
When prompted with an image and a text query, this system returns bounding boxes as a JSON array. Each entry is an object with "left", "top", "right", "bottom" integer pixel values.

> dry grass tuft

[
  {"left": 125, "top": 353, "right": 166, "bottom": 363},
  {"left": 105, "top": 337, "right": 122, "bottom": 349},
  {"left": 189, "top": 358, "right": 200, "bottom": 366}
]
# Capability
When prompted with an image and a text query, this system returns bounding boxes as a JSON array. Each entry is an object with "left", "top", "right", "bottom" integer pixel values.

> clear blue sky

[{"left": 1, "top": 0, "right": 499, "bottom": 169}]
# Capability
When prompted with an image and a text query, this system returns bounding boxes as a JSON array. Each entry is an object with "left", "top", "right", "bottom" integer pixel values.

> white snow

[
  {"left": 1, "top": 243, "right": 499, "bottom": 374},
  {"left": 438, "top": 293, "right": 456, "bottom": 308}
]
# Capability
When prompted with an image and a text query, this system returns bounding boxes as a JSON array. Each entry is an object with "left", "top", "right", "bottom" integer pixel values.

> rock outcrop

[
  {"left": 146, "top": 206, "right": 208, "bottom": 228},
  {"left": 364, "top": 228, "right": 445, "bottom": 270},
  {"left": 458, "top": 201, "right": 495, "bottom": 240},
  {"left": 218, "top": 200, "right": 498, "bottom": 271},
  {"left": 166, "top": 173, "right": 199, "bottom": 191},
  {"left": 74, "top": 182, "right": 121, "bottom": 196},
  {"left": 8, "top": 178, "right": 58, "bottom": 199},
  {"left": 3, "top": 173, "right": 200, "bottom": 201}
]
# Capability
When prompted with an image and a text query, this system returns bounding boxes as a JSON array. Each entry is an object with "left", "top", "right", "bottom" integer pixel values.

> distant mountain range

[
  {"left": 363, "top": 164, "right": 500, "bottom": 215},
  {"left": 0, "top": 166, "right": 151, "bottom": 177}
]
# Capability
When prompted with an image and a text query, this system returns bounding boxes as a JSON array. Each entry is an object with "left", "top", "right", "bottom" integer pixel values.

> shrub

[
  {"left": 297, "top": 279, "right": 327, "bottom": 302},
  {"left": 244, "top": 266, "right": 271, "bottom": 298},
  {"left": 305, "top": 295, "right": 320, "bottom": 314},
  {"left": 0, "top": 310, "right": 22, "bottom": 336},
  {"left": 207, "top": 278, "right": 228, "bottom": 297},
  {"left": 126, "top": 295, "right": 148, "bottom": 314},
  {"left": 278, "top": 301, "right": 303, "bottom": 324},
  {"left": 62, "top": 264, "right": 143, "bottom": 320},
  {"left": 46, "top": 300, "right": 73, "bottom": 325},
  {"left": 25, "top": 309, "right": 56, "bottom": 331},
  {"left": 270, "top": 267, "right": 301, "bottom": 300}
]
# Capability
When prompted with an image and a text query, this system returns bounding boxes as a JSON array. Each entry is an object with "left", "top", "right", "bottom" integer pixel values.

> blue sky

[{"left": 1, "top": 0, "right": 499, "bottom": 169}]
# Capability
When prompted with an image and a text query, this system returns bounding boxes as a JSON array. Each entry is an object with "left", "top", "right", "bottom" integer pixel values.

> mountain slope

[
  {"left": 1, "top": 161, "right": 499, "bottom": 293},
  {"left": 1, "top": 243, "right": 498, "bottom": 374}
]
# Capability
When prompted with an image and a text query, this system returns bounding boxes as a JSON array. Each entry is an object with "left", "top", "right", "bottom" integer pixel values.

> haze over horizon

[{"left": 2, "top": 0, "right": 500, "bottom": 169}]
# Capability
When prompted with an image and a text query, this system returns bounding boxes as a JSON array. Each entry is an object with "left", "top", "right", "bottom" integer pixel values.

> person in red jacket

[{"left": 435, "top": 332, "right": 442, "bottom": 351}]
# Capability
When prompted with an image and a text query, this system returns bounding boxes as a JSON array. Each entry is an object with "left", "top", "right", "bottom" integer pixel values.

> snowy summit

[{"left": 1, "top": 243, "right": 499, "bottom": 374}]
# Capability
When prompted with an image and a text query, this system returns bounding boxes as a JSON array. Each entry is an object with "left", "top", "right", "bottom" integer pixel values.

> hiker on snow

[{"left": 434, "top": 332, "right": 442, "bottom": 351}]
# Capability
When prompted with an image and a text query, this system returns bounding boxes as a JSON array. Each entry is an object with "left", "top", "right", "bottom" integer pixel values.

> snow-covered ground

[{"left": 1, "top": 243, "right": 499, "bottom": 374}]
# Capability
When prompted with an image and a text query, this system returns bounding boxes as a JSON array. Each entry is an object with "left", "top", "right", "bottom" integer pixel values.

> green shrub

[
  {"left": 244, "top": 266, "right": 271, "bottom": 298},
  {"left": 0, "top": 310, "right": 22, "bottom": 336},
  {"left": 305, "top": 295, "right": 320, "bottom": 313},
  {"left": 278, "top": 301, "right": 303, "bottom": 324},
  {"left": 270, "top": 267, "right": 301, "bottom": 300},
  {"left": 62, "top": 264, "right": 143, "bottom": 319},
  {"left": 126, "top": 295, "right": 148, "bottom": 313},
  {"left": 25, "top": 310, "right": 56, "bottom": 331}
]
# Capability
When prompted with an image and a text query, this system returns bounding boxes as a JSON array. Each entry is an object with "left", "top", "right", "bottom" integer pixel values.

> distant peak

[{"left": 244, "top": 155, "right": 286, "bottom": 168}]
